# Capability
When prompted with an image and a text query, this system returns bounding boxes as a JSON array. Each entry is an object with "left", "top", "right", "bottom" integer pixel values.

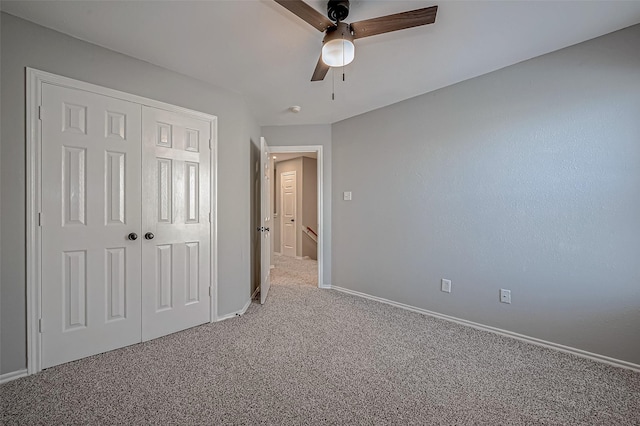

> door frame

[
  {"left": 26, "top": 68, "right": 218, "bottom": 374},
  {"left": 269, "top": 146, "right": 324, "bottom": 288}
]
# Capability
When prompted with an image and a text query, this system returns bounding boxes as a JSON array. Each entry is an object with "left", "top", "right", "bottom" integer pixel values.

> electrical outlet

[
  {"left": 343, "top": 191, "right": 352, "bottom": 201},
  {"left": 441, "top": 279, "right": 451, "bottom": 293},
  {"left": 500, "top": 289, "right": 511, "bottom": 304}
]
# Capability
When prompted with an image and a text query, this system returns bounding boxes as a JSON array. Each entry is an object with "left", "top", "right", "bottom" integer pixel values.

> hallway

[{"left": 269, "top": 255, "right": 318, "bottom": 288}]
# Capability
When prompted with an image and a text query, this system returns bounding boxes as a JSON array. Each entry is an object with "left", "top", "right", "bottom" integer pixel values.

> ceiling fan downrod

[{"left": 327, "top": 0, "right": 350, "bottom": 22}]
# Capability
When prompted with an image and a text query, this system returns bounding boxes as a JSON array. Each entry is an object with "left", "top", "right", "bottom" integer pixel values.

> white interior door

[
  {"left": 40, "top": 83, "right": 142, "bottom": 368},
  {"left": 141, "top": 107, "right": 212, "bottom": 340},
  {"left": 260, "top": 137, "right": 272, "bottom": 304},
  {"left": 281, "top": 171, "right": 297, "bottom": 257}
]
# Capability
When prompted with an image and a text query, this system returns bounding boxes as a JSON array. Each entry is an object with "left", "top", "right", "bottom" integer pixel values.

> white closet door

[
  {"left": 40, "top": 83, "right": 142, "bottom": 368},
  {"left": 141, "top": 106, "right": 211, "bottom": 341}
]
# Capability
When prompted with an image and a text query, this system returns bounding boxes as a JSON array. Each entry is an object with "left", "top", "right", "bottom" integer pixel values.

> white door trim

[
  {"left": 26, "top": 68, "right": 218, "bottom": 374},
  {"left": 269, "top": 145, "right": 324, "bottom": 288}
]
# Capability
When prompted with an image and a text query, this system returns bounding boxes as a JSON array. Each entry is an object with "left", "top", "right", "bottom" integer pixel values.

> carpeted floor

[
  {"left": 270, "top": 254, "right": 318, "bottom": 287},
  {"left": 2, "top": 256, "right": 639, "bottom": 425}
]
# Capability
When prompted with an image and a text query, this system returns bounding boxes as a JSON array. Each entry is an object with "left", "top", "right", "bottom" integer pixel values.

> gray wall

[
  {"left": 261, "top": 125, "right": 332, "bottom": 286},
  {"left": 0, "top": 4, "right": 3, "bottom": 376},
  {"left": 332, "top": 25, "right": 640, "bottom": 365},
  {"left": 302, "top": 157, "right": 318, "bottom": 260},
  {"left": 0, "top": 13, "right": 259, "bottom": 374}
]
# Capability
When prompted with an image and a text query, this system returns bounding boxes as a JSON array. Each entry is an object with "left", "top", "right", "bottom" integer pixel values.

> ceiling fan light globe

[{"left": 322, "top": 39, "right": 355, "bottom": 67}]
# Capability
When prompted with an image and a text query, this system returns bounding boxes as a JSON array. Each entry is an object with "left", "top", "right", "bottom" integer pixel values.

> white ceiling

[{"left": 3, "top": 1, "right": 640, "bottom": 126}]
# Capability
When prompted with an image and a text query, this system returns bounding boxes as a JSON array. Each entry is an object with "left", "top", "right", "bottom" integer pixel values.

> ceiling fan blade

[
  {"left": 350, "top": 5, "right": 438, "bottom": 39},
  {"left": 274, "top": 0, "right": 334, "bottom": 32},
  {"left": 311, "top": 54, "right": 330, "bottom": 81}
]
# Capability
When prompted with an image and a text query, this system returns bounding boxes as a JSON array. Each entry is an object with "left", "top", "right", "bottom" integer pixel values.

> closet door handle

[
  {"left": 145, "top": 232, "right": 155, "bottom": 240},
  {"left": 127, "top": 233, "right": 138, "bottom": 241}
]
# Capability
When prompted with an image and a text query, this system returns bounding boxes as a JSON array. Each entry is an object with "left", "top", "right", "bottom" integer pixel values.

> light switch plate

[
  {"left": 343, "top": 191, "right": 352, "bottom": 201},
  {"left": 441, "top": 279, "right": 452, "bottom": 293}
]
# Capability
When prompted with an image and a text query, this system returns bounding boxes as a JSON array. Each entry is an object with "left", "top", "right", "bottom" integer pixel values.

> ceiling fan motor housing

[{"left": 328, "top": 0, "right": 350, "bottom": 22}]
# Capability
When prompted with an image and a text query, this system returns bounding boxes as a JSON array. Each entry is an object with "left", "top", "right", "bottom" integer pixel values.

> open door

[{"left": 260, "top": 137, "right": 272, "bottom": 304}]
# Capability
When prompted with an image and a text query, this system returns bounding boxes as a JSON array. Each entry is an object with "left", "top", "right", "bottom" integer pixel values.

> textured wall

[
  {"left": 261, "top": 125, "right": 332, "bottom": 286},
  {"left": 302, "top": 157, "right": 318, "bottom": 260},
  {"left": 0, "top": 4, "right": 3, "bottom": 377},
  {"left": 0, "top": 13, "right": 259, "bottom": 374},
  {"left": 332, "top": 25, "right": 640, "bottom": 364}
]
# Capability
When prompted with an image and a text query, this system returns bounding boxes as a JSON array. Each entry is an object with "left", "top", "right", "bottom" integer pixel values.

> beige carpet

[
  {"left": 2, "top": 257, "right": 639, "bottom": 424},
  {"left": 270, "top": 254, "right": 318, "bottom": 288}
]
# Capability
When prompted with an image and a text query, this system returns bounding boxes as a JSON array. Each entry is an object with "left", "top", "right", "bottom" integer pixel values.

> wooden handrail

[
  {"left": 302, "top": 226, "right": 318, "bottom": 243},
  {"left": 306, "top": 226, "right": 318, "bottom": 237}
]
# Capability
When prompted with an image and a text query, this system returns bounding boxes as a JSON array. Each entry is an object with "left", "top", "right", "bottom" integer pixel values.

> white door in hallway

[
  {"left": 281, "top": 171, "right": 297, "bottom": 257},
  {"left": 141, "top": 107, "right": 212, "bottom": 340},
  {"left": 259, "top": 137, "right": 272, "bottom": 304},
  {"left": 40, "top": 83, "right": 143, "bottom": 368}
]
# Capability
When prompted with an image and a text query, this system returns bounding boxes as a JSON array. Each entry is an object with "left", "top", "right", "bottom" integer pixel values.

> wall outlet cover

[
  {"left": 500, "top": 289, "right": 511, "bottom": 304},
  {"left": 343, "top": 191, "right": 352, "bottom": 201},
  {"left": 441, "top": 279, "right": 452, "bottom": 293}
]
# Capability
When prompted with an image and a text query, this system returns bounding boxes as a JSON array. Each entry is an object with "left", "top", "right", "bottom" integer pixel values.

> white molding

[
  {"left": 330, "top": 285, "right": 640, "bottom": 372},
  {"left": 0, "top": 369, "right": 29, "bottom": 384},
  {"left": 210, "top": 111, "right": 219, "bottom": 324},
  {"left": 269, "top": 145, "right": 324, "bottom": 289},
  {"left": 216, "top": 297, "right": 253, "bottom": 322},
  {"left": 26, "top": 68, "right": 218, "bottom": 374},
  {"left": 26, "top": 68, "right": 42, "bottom": 375}
]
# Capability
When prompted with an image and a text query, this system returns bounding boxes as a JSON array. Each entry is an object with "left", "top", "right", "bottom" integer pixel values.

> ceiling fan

[{"left": 274, "top": 0, "right": 438, "bottom": 81}]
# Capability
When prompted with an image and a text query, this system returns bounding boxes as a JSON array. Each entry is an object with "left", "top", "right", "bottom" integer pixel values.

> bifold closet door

[
  {"left": 140, "top": 106, "right": 211, "bottom": 341},
  {"left": 40, "top": 83, "right": 142, "bottom": 368}
]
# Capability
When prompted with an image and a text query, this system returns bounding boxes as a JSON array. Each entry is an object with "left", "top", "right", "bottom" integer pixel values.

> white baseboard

[
  {"left": 330, "top": 285, "right": 640, "bottom": 372},
  {"left": 0, "top": 369, "right": 28, "bottom": 384},
  {"left": 215, "top": 297, "right": 253, "bottom": 322},
  {"left": 319, "top": 284, "right": 332, "bottom": 289}
]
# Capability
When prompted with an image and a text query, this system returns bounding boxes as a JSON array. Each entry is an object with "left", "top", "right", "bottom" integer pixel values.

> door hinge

[
  {"left": 209, "top": 138, "right": 212, "bottom": 149},
  {"left": 209, "top": 287, "right": 212, "bottom": 297},
  {"left": 38, "top": 106, "right": 42, "bottom": 120},
  {"left": 38, "top": 318, "right": 43, "bottom": 333},
  {"left": 209, "top": 212, "right": 211, "bottom": 223},
  {"left": 38, "top": 213, "right": 42, "bottom": 226}
]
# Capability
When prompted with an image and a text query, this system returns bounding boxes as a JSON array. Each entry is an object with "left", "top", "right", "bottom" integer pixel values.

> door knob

[
  {"left": 127, "top": 232, "right": 138, "bottom": 241},
  {"left": 291, "top": 219, "right": 295, "bottom": 222},
  {"left": 145, "top": 232, "right": 155, "bottom": 240}
]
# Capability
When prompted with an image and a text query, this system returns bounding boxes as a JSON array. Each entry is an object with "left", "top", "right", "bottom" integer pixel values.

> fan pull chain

[
  {"left": 332, "top": 67, "right": 335, "bottom": 101},
  {"left": 342, "top": 33, "right": 346, "bottom": 82}
]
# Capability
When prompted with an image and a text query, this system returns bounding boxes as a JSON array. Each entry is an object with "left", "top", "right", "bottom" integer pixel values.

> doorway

[{"left": 269, "top": 146, "right": 323, "bottom": 289}]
